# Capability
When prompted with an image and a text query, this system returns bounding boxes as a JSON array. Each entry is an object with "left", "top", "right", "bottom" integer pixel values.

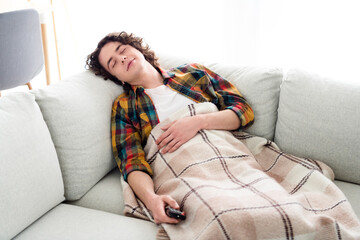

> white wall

[
  {"left": 2, "top": 0, "right": 360, "bottom": 86},
  {"left": 55, "top": 0, "right": 284, "bottom": 77}
]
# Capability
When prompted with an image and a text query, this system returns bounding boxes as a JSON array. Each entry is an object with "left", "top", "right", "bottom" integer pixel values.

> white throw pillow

[
  {"left": 32, "top": 71, "right": 124, "bottom": 200},
  {"left": 0, "top": 92, "right": 64, "bottom": 240},
  {"left": 275, "top": 69, "right": 360, "bottom": 184},
  {"left": 158, "top": 54, "right": 283, "bottom": 140}
]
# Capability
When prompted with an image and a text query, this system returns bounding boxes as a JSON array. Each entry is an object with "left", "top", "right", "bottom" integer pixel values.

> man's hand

[
  {"left": 127, "top": 171, "right": 183, "bottom": 225},
  {"left": 147, "top": 194, "right": 182, "bottom": 224},
  {"left": 156, "top": 116, "right": 202, "bottom": 154},
  {"left": 156, "top": 109, "right": 241, "bottom": 154}
]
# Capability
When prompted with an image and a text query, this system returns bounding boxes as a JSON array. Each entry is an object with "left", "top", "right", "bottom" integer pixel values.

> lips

[{"left": 127, "top": 58, "right": 135, "bottom": 71}]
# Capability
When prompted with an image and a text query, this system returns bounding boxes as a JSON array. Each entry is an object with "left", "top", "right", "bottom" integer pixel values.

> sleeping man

[
  {"left": 86, "top": 31, "right": 254, "bottom": 225},
  {"left": 86, "top": 32, "right": 360, "bottom": 239}
]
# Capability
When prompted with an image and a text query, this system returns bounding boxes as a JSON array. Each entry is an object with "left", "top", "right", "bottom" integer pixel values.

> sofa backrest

[
  {"left": 158, "top": 54, "right": 283, "bottom": 140},
  {"left": 275, "top": 69, "right": 360, "bottom": 184},
  {"left": 0, "top": 92, "right": 65, "bottom": 239},
  {"left": 31, "top": 71, "right": 124, "bottom": 201}
]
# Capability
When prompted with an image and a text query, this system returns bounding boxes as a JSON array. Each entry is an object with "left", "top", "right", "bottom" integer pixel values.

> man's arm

[
  {"left": 197, "top": 108, "right": 240, "bottom": 130},
  {"left": 112, "top": 96, "right": 182, "bottom": 224},
  {"left": 156, "top": 109, "right": 239, "bottom": 154},
  {"left": 127, "top": 171, "right": 181, "bottom": 224},
  {"left": 157, "top": 64, "right": 253, "bottom": 154},
  {"left": 112, "top": 95, "right": 153, "bottom": 182},
  {"left": 200, "top": 64, "right": 255, "bottom": 129}
]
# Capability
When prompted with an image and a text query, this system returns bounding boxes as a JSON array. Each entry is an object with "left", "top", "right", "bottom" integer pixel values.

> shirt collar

[
  {"left": 128, "top": 67, "right": 175, "bottom": 93},
  {"left": 159, "top": 67, "right": 176, "bottom": 79}
]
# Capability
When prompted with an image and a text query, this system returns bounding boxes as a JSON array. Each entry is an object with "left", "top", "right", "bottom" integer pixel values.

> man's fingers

[
  {"left": 162, "top": 195, "right": 180, "bottom": 209},
  {"left": 160, "top": 121, "right": 176, "bottom": 131},
  {"left": 161, "top": 138, "right": 179, "bottom": 154},
  {"left": 153, "top": 209, "right": 180, "bottom": 224},
  {"left": 153, "top": 195, "right": 181, "bottom": 224},
  {"left": 158, "top": 134, "right": 175, "bottom": 151},
  {"left": 157, "top": 121, "right": 177, "bottom": 145},
  {"left": 168, "top": 141, "right": 184, "bottom": 153},
  {"left": 162, "top": 215, "right": 181, "bottom": 224},
  {"left": 156, "top": 131, "right": 172, "bottom": 147}
]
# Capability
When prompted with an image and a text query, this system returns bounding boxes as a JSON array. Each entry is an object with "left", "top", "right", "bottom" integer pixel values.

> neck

[{"left": 139, "top": 63, "right": 163, "bottom": 89}]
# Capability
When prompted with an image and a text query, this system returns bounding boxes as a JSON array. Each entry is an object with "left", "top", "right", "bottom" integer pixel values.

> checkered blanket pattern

[{"left": 121, "top": 103, "right": 360, "bottom": 240}]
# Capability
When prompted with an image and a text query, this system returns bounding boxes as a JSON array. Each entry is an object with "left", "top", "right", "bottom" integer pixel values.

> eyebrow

[{"left": 106, "top": 44, "right": 121, "bottom": 70}]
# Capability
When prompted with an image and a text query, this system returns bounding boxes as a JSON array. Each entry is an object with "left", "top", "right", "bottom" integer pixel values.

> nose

[{"left": 121, "top": 55, "right": 127, "bottom": 64}]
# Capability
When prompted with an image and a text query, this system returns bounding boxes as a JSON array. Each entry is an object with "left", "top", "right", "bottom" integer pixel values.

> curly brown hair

[{"left": 85, "top": 31, "right": 160, "bottom": 86}]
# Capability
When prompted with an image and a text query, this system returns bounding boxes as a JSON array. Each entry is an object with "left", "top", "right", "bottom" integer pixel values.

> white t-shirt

[{"left": 144, "top": 84, "right": 197, "bottom": 122}]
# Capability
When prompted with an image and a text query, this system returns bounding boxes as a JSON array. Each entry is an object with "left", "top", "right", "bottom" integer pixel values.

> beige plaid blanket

[{"left": 121, "top": 103, "right": 360, "bottom": 240}]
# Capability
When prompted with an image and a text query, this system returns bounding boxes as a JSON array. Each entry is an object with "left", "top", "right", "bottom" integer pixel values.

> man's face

[{"left": 98, "top": 41, "right": 146, "bottom": 85}]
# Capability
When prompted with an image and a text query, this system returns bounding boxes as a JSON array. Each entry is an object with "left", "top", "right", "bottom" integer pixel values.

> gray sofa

[{"left": 1, "top": 55, "right": 359, "bottom": 240}]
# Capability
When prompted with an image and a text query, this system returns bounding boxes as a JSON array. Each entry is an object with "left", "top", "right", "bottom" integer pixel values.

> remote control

[{"left": 165, "top": 206, "right": 186, "bottom": 220}]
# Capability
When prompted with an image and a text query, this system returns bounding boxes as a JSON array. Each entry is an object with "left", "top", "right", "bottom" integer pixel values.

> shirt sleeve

[
  {"left": 194, "top": 63, "right": 255, "bottom": 130},
  {"left": 111, "top": 95, "right": 153, "bottom": 182}
]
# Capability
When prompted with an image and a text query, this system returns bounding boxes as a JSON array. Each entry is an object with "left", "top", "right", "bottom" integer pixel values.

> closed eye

[{"left": 108, "top": 45, "right": 125, "bottom": 70}]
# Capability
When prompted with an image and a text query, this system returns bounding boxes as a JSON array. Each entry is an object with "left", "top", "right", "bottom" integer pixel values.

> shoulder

[{"left": 113, "top": 92, "right": 130, "bottom": 111}]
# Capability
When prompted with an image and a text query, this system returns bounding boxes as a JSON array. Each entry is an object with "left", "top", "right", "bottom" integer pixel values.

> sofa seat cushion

[
  {"left": 158, "top": 54, "right": 283, "bottom": 140},
  {"left": 66, "top": 168, "right": 125, "bottom": 215},
  {"left": 32, "top": 71, "right": 124, "bottom": 200},
  {"left": 13, "top": 204, "right": 158, "bottom": 240},
  {"left": 335, "top": 180, "right": 360, "bottom": 219},
  {"left": 275, "top": 69, "right": 360, "bottom": 184},
  {"left": 0, "top": 92, "right": 65, "bottom": 240}
]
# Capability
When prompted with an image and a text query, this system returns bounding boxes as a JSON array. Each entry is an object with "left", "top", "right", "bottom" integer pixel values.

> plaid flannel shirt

[{"left": 112, "top": 63, "right": 254, "bottom": 181}]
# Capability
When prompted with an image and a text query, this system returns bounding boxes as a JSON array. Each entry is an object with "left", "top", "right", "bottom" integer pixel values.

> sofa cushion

[
  {"left": 0, "top": 92, "right": 65, "bottom": 240},
  {"left": 13, "top": 204, "right": 158, "bottom": 240},
  {"left": 158, "top": 54, "right": 283, "bottom": 140},
  {"left": 335, "top": 180, "right": 360, "bottom": 219},
  {"left": 66, "top": 168, "right": 124, "bottom": 215},
  {"left": 32, "top": 71, "right": 124, "bottom": 200},
  {"left": 275, "top": 69, "right": 360, "bottom": 184}
]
